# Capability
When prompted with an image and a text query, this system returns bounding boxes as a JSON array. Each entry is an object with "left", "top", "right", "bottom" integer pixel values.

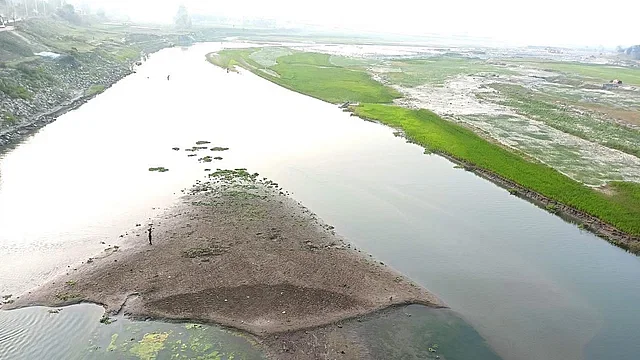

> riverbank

[
  {"left": 208, "top": 48, "right": 640, "bottom": 253},
  {"left": 354, "top": 105, "right": 640, "bottom": 252},
  {"left": 6, "top": 169, "right": 440, "bottom": 347},
  {"left": 0, "top": 18, "right": 182, "bottom": 149}
]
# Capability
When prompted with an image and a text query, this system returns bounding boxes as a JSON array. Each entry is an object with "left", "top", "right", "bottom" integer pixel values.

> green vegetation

[
  {"left": 148, "top": 167, "right": 169, "bottom": 172},
  {"left": 519, "top": 60, "right": 640, "bottom": 86},
  {"left": 208, "top": 48, "right": 640, "bottom": 238},
  {"left": 0, "top": 78, "right": 32, "bottom": 99},
  {"left": 210, "top": 147, "right": 229, "bottom": 151},
  {"left": 249, "top": 47, "right": 292, "bottom": 67},
  {"left": 0, "top": 33, "right": 35, "bottom": 60},
  {"left": 2, "top": 111, "right": 18, "bottom": 126},
  {"left": 85, "top": 84, "right": 106, "bottom": 97},
  {"left": 484, "top": 84, "right": 640, "bottom": 157},
  {"left": 212, "top": 49, "right": 401, "bottom": 103},
  {"left": 107, "top": 334, "right": 119, "bottom": 352},
  {"left": 206, "top": 49, "right": 257, "bottom": 71},
  {"left": 100, "top": 315, "right": 115, "bottom": 325},
  {"left": 355, "top": 104, "right": 640, "bottom": 235},
  {"left": 129, "top": 332, "right": 169, "bottom": 360},
  {"left": 384, "top": 57, "right": 512, "bottom": 87},
  {"left": 329, "top": 55, "right": 377, "bottom": 68}
]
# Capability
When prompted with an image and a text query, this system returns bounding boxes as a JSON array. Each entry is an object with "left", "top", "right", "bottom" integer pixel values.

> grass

[
  {"left": 384, "top": 57, "right": 512, "bottom": 87},
  {"left": 85, "top": 84, "right": 106, "bottom": 97},
  {"left": 1, "top": 111, "right": 18, "bottom": 126},
  {"left": 0, "top": 78, "right": 31, "bottom": 99},
  {"left": 211, "top": 49, "right": 401, "bottom": 104},
  {"left": 521, "top": 61, "right": 640, "bottom": 86},
  {"left": 249, "top": 47, "right": 292, "bottom": 67},
  {"left": 485, "top": 84, "right": 640, "bottom": 157},
  {"left": 354, "top": 104, "right": 640, "bottom": 235},
  {"left": 206, "top": 47, "right": 640, "bottom": 237},
  {"left": 0, "top": 32, "right": 34, "bottom": 60},
  {"left": 148, "top": 167, "right": 169, "bottom": 172}
]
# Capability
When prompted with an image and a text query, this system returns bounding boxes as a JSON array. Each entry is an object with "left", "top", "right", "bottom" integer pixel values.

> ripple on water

[
  {"left": 0, "top": 304, "right": 264, "bottom": 360},
  {"left": 0, "top": 304, "right": 104, "bottom": 360}
]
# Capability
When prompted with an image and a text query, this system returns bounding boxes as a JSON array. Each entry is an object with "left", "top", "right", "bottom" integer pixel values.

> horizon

[{"left": 61, "top": 0, "right": 639, "bottom": 49}]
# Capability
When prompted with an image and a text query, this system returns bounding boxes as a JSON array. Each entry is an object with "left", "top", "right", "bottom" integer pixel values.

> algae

[{"left": 130, "top": 332, "right": 170, "bottom": 360}]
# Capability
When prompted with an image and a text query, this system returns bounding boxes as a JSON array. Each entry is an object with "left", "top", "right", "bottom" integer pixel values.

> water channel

[{"left": 1, "top": 43, "right": 639, "bottom": 360}]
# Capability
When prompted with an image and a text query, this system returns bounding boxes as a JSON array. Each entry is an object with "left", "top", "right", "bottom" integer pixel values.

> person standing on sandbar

[{"left": 148, "top": 224, "right": 153, "bottom": 245}]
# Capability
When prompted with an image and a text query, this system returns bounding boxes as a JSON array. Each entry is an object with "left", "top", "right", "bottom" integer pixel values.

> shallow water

[
  {"left": 0, "top": 304, "right": 264, "bottom": 360},
  {"left": 0, "top": 304, "right": 497, "bottom": 360},
  {"left": 1, "top": 43, "right": 639, "bottom": 360}
]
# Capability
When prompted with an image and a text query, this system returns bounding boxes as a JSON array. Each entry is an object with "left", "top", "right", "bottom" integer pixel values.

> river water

[{"left": 1, "top": 43, "right": 639, "bottom": 360}]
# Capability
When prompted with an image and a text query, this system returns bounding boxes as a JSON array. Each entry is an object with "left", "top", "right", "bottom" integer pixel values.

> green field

[
  {"left": 208, "top": 48, "right": 640, "bottom": 239},
  {"left": 483, "top": 84, "right": 640, "bottom": 157},
  {"left": 212, "top": 50, "right": 401, "bottom": 104},
  {"left": 513, "top": 60, "right": 640, "bottom": 86},
  {"left": 383, "top": 57, "right": 512, "bottom": 87}
]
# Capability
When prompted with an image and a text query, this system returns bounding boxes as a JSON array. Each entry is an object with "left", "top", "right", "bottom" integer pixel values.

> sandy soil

[{"left": 7, "top": 170, "right": 441, "bottom": 339}]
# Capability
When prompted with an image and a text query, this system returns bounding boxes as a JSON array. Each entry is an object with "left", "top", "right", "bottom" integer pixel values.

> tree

[
  {"left": 57, "top": 3, "right": 80, "bottom": 24},
  {"left": 174, "top": 5, "right": 191, "bottom": 29}
]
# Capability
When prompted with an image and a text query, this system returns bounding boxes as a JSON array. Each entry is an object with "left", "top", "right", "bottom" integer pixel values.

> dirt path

[{"left": 7, "top": 169, "right": 441, "bottom": 340}]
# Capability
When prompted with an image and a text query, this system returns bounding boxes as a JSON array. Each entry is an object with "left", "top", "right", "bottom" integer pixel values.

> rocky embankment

[
  {"left": 0, "top": 54, "right": 133, "bottom": 147},
  {"left": 0, "top": 19, "right": 175, "bottom": 148}
]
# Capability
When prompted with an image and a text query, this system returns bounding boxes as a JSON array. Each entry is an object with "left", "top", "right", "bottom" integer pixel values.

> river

[{"left": 1, "top": 43, "right": 639, "bottom": 360}]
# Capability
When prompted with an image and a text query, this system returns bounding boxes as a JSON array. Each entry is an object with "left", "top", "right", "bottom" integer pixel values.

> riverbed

[{"left": 1, "top": 43, "right": 639, "bottom": 360}]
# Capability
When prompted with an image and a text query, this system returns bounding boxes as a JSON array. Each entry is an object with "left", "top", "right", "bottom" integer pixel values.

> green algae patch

[
  {"left": 107, "top": 333, "right": 119, "bottom": 352},
  {"left": 130, "top": 332, "right": 170, "bottom": 360}
]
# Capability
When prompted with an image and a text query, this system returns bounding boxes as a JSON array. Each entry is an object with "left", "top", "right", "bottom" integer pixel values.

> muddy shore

[{"left": 6, "top": 169, "right": 441, "bottom": 356}]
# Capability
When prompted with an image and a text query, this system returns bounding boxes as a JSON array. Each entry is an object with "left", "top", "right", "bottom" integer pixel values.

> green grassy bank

[
  {"left": 209, "top": 49, "right": 401, "bottom": 103},
  {"left": 209, "top": 48, "right": 640, "bottom": 241}
]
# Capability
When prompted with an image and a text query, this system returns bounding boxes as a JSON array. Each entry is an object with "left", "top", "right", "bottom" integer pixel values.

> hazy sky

[{"left": 73, "top": 0, "right": 639, "bottom": 47}]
